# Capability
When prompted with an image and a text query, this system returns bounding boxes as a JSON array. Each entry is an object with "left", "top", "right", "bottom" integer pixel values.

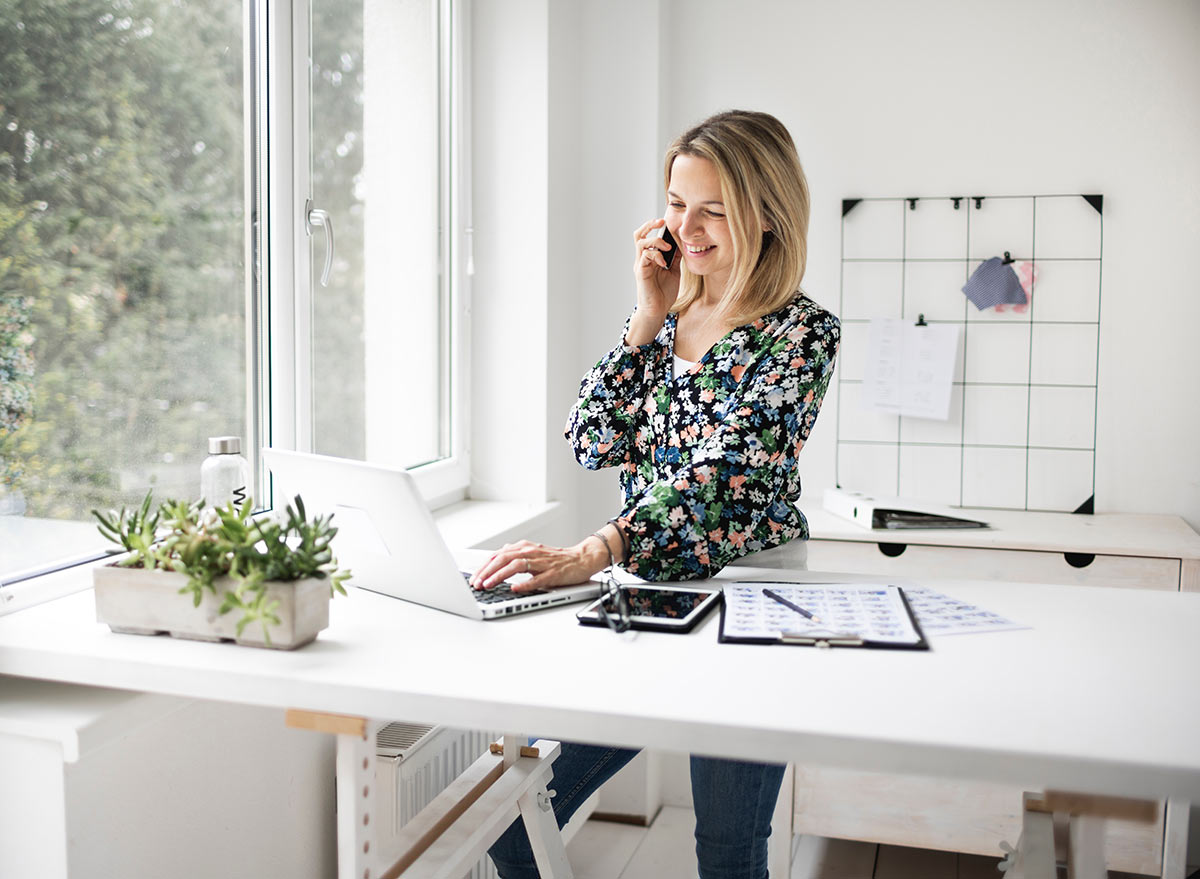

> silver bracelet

[{"left": 590, "top": 531, "right": 616, "bottom": 571}]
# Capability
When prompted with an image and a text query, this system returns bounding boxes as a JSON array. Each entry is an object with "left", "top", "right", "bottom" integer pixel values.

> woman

[{"left": 471, "top": 109, "right": 839, "bottom": 878}]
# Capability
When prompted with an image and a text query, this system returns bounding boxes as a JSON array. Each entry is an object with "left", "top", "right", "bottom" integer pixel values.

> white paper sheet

[
  {"left": 862, "top": 319, "right": 959, "bottom": 420},
  {"left": 902, "top": 585, "right": 1028, "bottom": 636},
  {"left": 722, "top": 582, "right": 923, "bottom": 644}
]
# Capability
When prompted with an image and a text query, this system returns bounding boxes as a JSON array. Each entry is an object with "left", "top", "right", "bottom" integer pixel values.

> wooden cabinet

[{"left": 785, "top": 504, "right": 1200, "bottom": 878}]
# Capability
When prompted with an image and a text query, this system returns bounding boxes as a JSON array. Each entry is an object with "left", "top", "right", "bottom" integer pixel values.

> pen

[{"left": 762, "top": 587, "right": 822, "bottom": 624}]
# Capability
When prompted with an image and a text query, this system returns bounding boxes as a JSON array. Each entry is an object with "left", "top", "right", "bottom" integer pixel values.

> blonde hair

[{"left": 663, "top": 110, "right": 810, "bottom": 327}]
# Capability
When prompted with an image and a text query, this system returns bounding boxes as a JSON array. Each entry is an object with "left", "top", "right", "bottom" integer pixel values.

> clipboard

[{"left": 717, "top": 581, "right": 930, "bottom": 650}]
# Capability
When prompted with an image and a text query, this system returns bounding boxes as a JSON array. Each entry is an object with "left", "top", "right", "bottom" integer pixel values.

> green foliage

[
  {"left": 91, "top": 488, "right": 160, "bottom": 559},
  {"left": 1, "top": 0, "right": 369, "bottom": 524},
  {"left": 1, "top": 0, "right": 248, "bottom": 516},
  {"left": 93, "top": 492, "right": 351, "bottom": 644}
]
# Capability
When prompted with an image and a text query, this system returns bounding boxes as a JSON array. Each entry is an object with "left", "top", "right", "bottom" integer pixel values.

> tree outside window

[{"left": 0, "top": 0, "right": 246, "bottom": 526}]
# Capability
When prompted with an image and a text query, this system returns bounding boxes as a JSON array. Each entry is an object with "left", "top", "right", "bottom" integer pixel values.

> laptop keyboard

[{"left": 460, "top": 571, "right": 548, "bottom": 604}]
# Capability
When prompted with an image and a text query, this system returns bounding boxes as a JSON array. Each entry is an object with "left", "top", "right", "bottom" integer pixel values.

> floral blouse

[{"left": 565, "top": 293, "right": 840, "bottom": 581}]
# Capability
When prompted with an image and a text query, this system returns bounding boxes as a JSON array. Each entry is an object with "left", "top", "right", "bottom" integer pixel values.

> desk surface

[{"left": 1, "top": 566, "right": 1198, "bottom": 803}]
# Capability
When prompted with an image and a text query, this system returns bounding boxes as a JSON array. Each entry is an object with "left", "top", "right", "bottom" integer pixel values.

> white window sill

[
  {"left": 432, "top": 499, "right": 562, "bottom": 549},
  {"left": 0, "top": 500, "right": 561, "bottom": 618},
  {"left": 0, "top": 560, "right": 104, "bottom": 617}
]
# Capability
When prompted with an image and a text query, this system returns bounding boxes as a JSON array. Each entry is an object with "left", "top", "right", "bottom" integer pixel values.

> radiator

[{"left": 374, "top": 722, "right": 501, "bottom": 879}]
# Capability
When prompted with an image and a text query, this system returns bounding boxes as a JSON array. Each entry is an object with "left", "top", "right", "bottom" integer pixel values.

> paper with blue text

[{"left": 719, "top": 581, "right": 928, "bottom": 649}]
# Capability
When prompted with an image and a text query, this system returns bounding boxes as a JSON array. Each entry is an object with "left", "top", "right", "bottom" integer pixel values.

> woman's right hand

[{"left": 627, "top": 218, "right": 682, "bottom": 346}]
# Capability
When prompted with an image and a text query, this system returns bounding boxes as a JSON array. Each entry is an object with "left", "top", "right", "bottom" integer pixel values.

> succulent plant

[{"left": 93, "top": 492, "right": 350, "bottom": 642}]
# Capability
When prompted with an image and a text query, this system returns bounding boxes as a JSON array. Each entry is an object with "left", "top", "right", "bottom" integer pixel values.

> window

[
  {"left": 297, "top": 0, "right": 468, "bottom": 505},
  {"left": 0, "top": 0, "right": 466, "bottom": 587},
  {"left": 0, "top": 0, "right": 249, "bottom": 577}
]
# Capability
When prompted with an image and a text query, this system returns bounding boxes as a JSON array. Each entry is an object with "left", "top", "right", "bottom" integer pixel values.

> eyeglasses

[{"left": 598, "top": 574, "right": 632, "bottom": 634}]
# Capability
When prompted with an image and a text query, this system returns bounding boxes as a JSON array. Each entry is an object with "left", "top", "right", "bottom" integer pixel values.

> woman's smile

[{"left": 665, "top": 154, "right": 735, "bottom": 291}]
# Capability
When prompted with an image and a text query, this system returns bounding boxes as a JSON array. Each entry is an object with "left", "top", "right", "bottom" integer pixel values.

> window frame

[
  {"left": 261, "top": 0, "right": 471, "bottom": 510},
  {"left": 0, "top": 0, "right": 471, "bottom": 598}
]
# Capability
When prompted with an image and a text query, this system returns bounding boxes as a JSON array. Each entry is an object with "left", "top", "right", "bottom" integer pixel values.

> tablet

[{"left": 575, "top": 584, "right": 721, "bottom": 633}]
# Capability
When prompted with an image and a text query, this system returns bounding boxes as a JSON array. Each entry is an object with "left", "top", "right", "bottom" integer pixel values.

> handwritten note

[{"left": 862, "top": 319, "right": 959, "bottom": 420}]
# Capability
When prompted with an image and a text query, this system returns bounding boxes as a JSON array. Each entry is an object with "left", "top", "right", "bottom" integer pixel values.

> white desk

[{"left": 1, "top": 567, "right": 1198, "bottom": 807}]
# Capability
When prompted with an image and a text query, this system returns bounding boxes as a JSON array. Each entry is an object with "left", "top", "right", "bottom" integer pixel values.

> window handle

[{"left": 305, "top": 198, "right": 334, "bottom": 287}]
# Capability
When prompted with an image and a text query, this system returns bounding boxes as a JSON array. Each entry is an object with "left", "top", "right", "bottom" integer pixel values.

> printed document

[
  {"left": 723, "top": 582, "right": 922, "bottom": 644},
  {"left": 862, "top": 318, "right": 958, "bottom": 420}
]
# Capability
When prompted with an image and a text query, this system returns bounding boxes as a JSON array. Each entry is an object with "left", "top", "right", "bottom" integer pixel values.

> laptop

[{"left": 261, "top": 449, "right": 600, "bottom": 620}]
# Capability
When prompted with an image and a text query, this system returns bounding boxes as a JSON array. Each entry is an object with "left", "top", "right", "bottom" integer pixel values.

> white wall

[
  {"left": 475, "top": 0, "right": 1200, "bottom": 537},
  {"left": 608, "top": 0, "right": 1198, "bottom": 531},
  {"left": 545, "top": 2, "right": 667, "bottom": 540},
  {"left": 652, "top": 0, "right": 1200, "bottom": 529},
  {"left": 470, "top": 0, "right": 552, "bottom": 509},
  {"left": 471, "top": 0, "right": 663, "bottom": 543}
]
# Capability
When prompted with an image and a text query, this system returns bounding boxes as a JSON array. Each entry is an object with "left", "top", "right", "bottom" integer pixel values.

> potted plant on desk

[{"left": 91, "top": 494, "right": 350, "bottom": 649}]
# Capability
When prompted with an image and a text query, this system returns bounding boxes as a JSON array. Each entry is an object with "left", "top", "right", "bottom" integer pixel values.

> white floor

[{"left": 565, "top": 807, "right": 1154, "bottom": 879}]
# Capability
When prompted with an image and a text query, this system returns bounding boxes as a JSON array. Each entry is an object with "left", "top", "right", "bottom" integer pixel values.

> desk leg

[
  {"left": 1005, "top": 793, "right": 1057, "bottom": 879},
  {"left": 1006, "top": 791, "right": 1167, "bottom": 879},
  {"left": 286, "top": 715, "right": 575, "bottom": 879},
  {"left": 1066, "top": 813, "right": 1105, "bottom": 879},
  {"left": 388, "top": 736, "right": 572, "bottom": 879},
  {"left": 1163, "top": 798, "right": 1190, "bottom": 879},
  {"left": 518, "top": 783, "right": 574, "bottom": 878},
  {"left": 285, "top": 710, "right": 383, "bottom": 879},
  {"left": 497, "top": 733, "right": 574, "bottom": 878},
  {"left": 336, "top": 720, "right": 384, "bottom": 879},
  {"left": 767, "top": 762, "right": 795, "bottom": 878}
]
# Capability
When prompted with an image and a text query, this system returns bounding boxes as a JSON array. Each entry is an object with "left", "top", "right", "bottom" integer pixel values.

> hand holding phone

[
  {"left": 628, "top": 218, "right": 682, "bottom": 347},
  {"left": 647, "top": 224, "right": 677, "bottom": 270}
]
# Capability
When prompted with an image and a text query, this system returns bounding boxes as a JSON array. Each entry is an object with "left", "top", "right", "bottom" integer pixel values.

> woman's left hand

[{"left": 469, "top": 538, "right": 608, "bottom": 593}]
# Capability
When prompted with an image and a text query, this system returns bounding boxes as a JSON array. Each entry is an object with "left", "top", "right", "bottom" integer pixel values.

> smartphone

[
  {"left": 576, "top": 584, "right": 720, "bottom": 633},
  {"left": 648, "top": 224, "right": 677, "bottom": 269}
]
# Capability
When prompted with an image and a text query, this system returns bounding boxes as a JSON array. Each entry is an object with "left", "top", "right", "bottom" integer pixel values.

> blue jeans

[{"left": 487, "top": 742, "right": 786, "bottom": 879}]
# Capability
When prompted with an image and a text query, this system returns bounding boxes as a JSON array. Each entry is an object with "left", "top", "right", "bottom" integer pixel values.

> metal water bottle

[{"left": 200, "top": 436, "right": 251, "bottom": 511}]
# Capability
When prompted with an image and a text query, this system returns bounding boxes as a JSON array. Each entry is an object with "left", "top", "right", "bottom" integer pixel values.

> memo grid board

[{"left": 834, "top": 194, "right": 1103, "bottom": 513}]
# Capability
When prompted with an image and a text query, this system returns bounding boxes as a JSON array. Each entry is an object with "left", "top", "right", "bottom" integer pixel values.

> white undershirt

[{"left": 673, "top": 352, "right": 699, "bottom": 379}]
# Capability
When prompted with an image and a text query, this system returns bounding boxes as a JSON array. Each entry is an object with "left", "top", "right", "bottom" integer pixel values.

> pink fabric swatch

[{"left": 995, "top": 261, "right": 1037, "bottom": 313}]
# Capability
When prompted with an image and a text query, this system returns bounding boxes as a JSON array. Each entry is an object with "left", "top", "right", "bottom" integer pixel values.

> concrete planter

[{"left": 93, "top": 564, "right": 330, "bottom": 650}]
